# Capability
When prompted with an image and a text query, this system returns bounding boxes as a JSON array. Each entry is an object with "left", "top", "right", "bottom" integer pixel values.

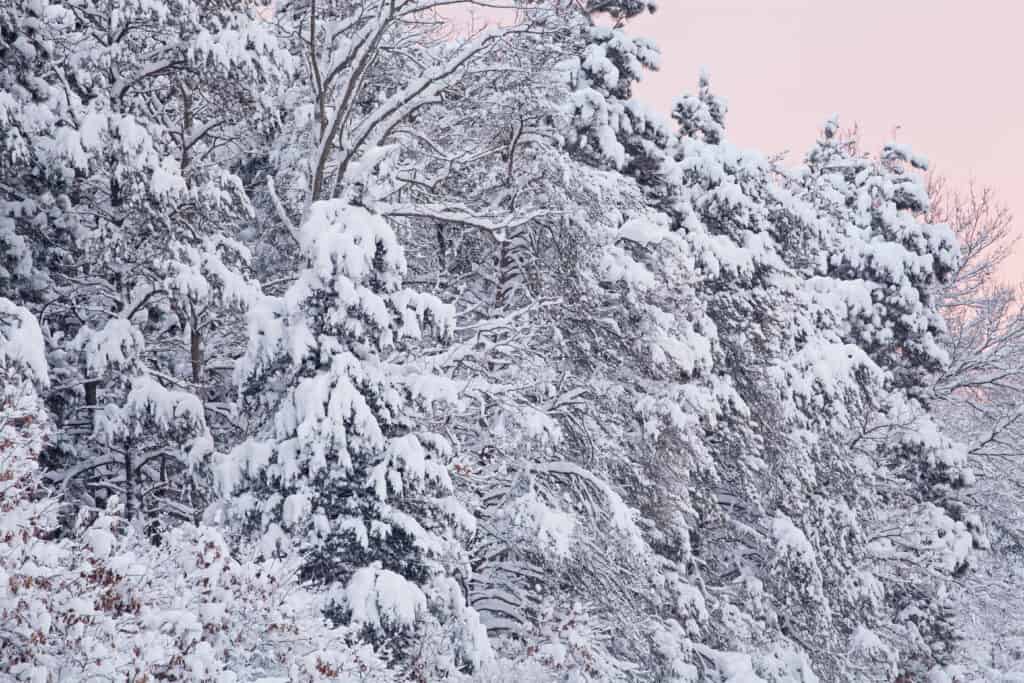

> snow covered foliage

[
  {"left": 794, "top": 123, "right": 979, "bottom": 679},
  {"left": 2, "top": 498, "right": 395, "bottom": 681},
  {"left": 0, "top": 0, "right": 73, "bottom": 299},
  {"left": 0, "top": 0, "right": 1000, "bottom": 680},
  {"left": 0, "top": 0, "right": 279, "bottom": 529},
  {"left": 218, "top": 197, "right": 489, "bottom": 677},
  {"left": 2, "top": 305, "right": 392, "bottom": 682},
  {"left": 653, "top": 76, "right": 894, "bottom": 681},
  {"left": 923, "top": 179, "right": 1024, "bottom": 681},
  {"left": 799, "top": 119, "right": 959, "bottom": 390},
  {"left": 563, "top": 0, "right": 669, "bottom": 182}
]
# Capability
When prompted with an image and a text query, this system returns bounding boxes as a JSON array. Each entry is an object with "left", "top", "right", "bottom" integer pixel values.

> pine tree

[
  {"left": 797, "top": 120, "right": 977, "bottom": 678},
  {"left": 220, "top": 195, "right": 497, "bottom": 675},
  {"left": 0, "top": 0, "right": 284, "bottom": 530}
]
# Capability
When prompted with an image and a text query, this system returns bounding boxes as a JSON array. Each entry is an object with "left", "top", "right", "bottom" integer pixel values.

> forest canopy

[{"left": 2, "top": 1, "right": 1023, "bottom": 681}]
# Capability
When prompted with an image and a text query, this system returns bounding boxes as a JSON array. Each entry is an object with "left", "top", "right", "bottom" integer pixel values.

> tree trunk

[
  {"left": 190, "top": 326, "right": 203, "bottom": 387},
  {"left": 124, "top": 450, "right": 133, "bottom": 521}
]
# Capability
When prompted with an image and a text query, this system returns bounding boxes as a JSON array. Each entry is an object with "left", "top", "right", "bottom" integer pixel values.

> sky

[{"left": 629, "top": 0, "right": 1023, "bottom": 282}]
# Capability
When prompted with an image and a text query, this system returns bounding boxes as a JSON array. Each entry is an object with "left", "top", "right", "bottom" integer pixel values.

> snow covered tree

[
  {"left": 0, "top": 0, "right": 284, "bottom": 530},
  {"left": 563, "top": 0, "right": 669, "bottom": 183},
  {"left": 924, "top": 178, "right": 1024, "bottom": 679},
  {"left": 0, "top": 1, "right": 78, "bottom": 301},
  {"left": 220, "top": 202, "right": 487, "bottom": 676},
  {"left": 800, "top": 120, "right": 959, "bottom": 390},
  {"left": 929, "top": 178, "right": 1024, "bottom": 466},
  {"left": 658, "top": 77, "right": 884, "bottom": 680},
  {"left": 3, "top": 299, "right": 393, "bottom": 682},
  {"left": 395, "top": 8, "right": 732, "bottom": 675},
  {"left": 796, "top": 121, "right": 978, "bottom": 679}
]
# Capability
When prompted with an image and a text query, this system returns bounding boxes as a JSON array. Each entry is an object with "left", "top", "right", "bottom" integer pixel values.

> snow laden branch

[
  {"left": 377, "top": 202, "right": 551, "bottom": 235},
  {"left": 303, "top": 1, "right": 548, "bottom": 208}
]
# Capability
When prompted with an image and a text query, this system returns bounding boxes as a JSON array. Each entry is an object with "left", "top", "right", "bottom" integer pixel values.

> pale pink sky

[{"left": 630, "top": 0, "right": 1023, "bottom": 283}]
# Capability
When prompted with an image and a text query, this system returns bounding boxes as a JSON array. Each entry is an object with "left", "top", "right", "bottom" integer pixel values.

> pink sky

[{"left": 629, "top": 0, "right": 1023, "bottom": 283}]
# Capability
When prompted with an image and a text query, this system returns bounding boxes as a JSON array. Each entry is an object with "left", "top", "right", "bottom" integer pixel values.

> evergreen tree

[
  {"left": 1, "top": 0, "right": 280, "bottom": 530},
  {"left": 798, "top": 120, "right": 977, "bottom": 678},
  {"left": 221, "top": 197, "right": 491, "bottom": 676}
]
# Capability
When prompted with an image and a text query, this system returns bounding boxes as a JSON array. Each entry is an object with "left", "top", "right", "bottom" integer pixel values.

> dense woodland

[{"left": 2, "top": 1, "right": 1024, "bottom": 681}]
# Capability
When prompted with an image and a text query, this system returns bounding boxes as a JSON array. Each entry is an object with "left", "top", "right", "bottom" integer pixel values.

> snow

[
  {"left": 619, "top": 214, "right": 671, "bottom": 245},
  {"left": 76, "top": 318, "right": 145, "bottom": 376},
  {"left": 525, "top": 497, "right": 577, "bottom": 559},
  {"left": 0, "top": 299, "right": 49, "bottom": 384},
  {"left": 771, "top": 512, "right": 816, "bottom": 564},
  {"left": 850, "top": 625, "right": 893, "bottom": 659},
  {"left": 125, "top": 375, "right": 206, "bottom": 434},
  {"left": 84, "top": 528, "right": 116, "bottom": 558},
  {"left": 338, "top": 517, "right": 370, "bottom": 549},
  {"left": 693, "top": 645, "right": 767, "bottom": 683},
  {"left": 345, "top": 565, "right": 427, "bottom": 631},
  {"left": 600, "top": 244, "right": 656, "bottom": 290},
  {"left": 281, "top": 492, "right": 311, "bottom": 528},
  {"left": 531, "top": 461, "right": 645, "bottom": 550},
  {"left": 387, "top": 434, "right": 427, "bottom": 485},
  {"left": 150, "top": 156, "right": 187, "bottom": 196}
]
